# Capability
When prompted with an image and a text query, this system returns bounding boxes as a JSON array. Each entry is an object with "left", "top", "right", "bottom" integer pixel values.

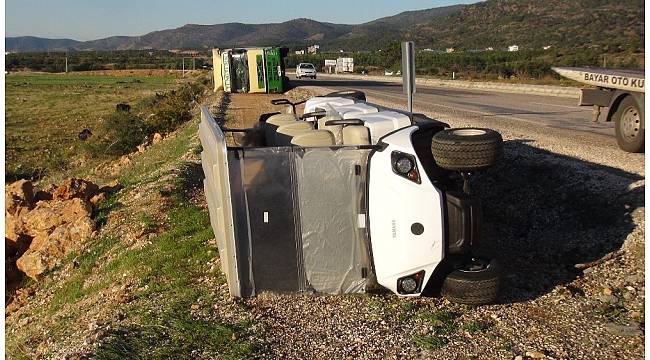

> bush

[
  {"left": 145, "top": 84, "right": 203, "bottom": 134},
  {"left": 87, "top": 112, "right": 148, "bottom": 157}
]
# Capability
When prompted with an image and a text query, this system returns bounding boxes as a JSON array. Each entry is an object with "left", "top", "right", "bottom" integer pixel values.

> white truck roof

[{"left": 553, "top": 67, "right": 645, "bottom": 93}]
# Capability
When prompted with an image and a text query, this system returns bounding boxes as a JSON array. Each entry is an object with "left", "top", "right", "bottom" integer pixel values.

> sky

[{"left": 6, "top": 0, "right": 481, "bottom": 41}]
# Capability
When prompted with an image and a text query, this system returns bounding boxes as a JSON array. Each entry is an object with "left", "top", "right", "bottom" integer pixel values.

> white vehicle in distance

[{"left": 296, "top": 63, "right": 317, "bottom": 79}]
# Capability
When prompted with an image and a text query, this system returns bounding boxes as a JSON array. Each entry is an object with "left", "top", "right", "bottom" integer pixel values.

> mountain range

[{"left": 5, "top": 0, "right": 644, "bottom": 53}]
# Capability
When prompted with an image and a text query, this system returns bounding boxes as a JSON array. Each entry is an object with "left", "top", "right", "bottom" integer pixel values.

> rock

[
  {"left": 525, "top": 351, "right": 545, "bottom": 359},
  {"left": 120, "top": 155, "right": 131, "bottom": 165},
  {"left": 597, "top": 294, "right": 618, "bottom": 304},
  {"left": 34, "top": 190, "right": 53, "bottom": 202},
  {"left": 16, "top": 198, "right": 94, "bottom": 279},
  {"left": 99, "top": 180, "right": 124, "bottom": 194},
  {"left": 52, "top": 178, "right": 100, "bottom": 202},
  {"left": 604, "top": 323, "right": 643, "bottom": 337},
  {"left": 5, "top": 206, "right": 31, "bottom": 246},
  {"left": 15, "top": 252, "right": 48, "bottom": 280},
  {"left": 602, "top": 288, "right": 613, "bottom": 296},
  {"left": 630, "top": 311, "right": 642, "bottom": 319},
  {"left": 152, "top": 133, "right": 163, "bottom": 144},
  {"left": 90, "top": 192, "right": 107, "bottom": 206},
  {"left": 78, "top": 128, "right": 93, "bottom": 141},
  {"left": 514, "top": 356, "right": 523, "bottom": 360},
  {"left": 5, "top": 179, "right": 35, "bottom": 215},
  {"left": 137, "top": 144, "right": 147, "bottom": 153}
]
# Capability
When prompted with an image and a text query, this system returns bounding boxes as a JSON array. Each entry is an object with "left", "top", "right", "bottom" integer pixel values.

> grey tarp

[
  {"left": 295, "top": 147, "right": 373, "bottom": 294},
  {"left": 223, "top": 146, "right": 375, "bottom": 296}
]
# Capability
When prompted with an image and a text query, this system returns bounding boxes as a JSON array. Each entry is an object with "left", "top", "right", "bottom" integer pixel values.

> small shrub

[
  {"left": 87, "top": 112, "right": 148, "bottom": 157},
  {"left": 145, "top": 83, "right": 204, "bottom": 134}
]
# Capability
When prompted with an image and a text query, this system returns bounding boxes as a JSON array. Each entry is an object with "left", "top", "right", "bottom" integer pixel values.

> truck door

[
  {"left": 264, "top": 48, "right": 283, "bottom": 93},
  {"left": 256, "top": 54, "right": 266, "bottom": 90}
]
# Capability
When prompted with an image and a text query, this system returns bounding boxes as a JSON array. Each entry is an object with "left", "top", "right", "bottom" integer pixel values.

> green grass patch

[
  {"left": 49, "top": 236, "right": 120, "bottom": 313},
  {"left": 92, "top": 195, "right": 252, "bottom": 358},
  {"left": 137, "top": 213, "right": 158, "bottom": 234},
  {"left": 418, "top": 309, "right": 459, "bottom": 335},
  {"left": 462, "top": 320, "right": 490, "bottom": 333},
  {"left": 412, "top": 334, "right": 447, "bottom": 350}
]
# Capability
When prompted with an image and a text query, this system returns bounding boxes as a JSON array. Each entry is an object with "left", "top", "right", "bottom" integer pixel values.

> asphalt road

[{"left": 291, "top": 76, "right": 615, "bottom": 137}]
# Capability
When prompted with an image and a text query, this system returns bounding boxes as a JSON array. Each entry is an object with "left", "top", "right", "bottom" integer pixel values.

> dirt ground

[{"left": 223, "top": 90, "right": 309, "bottom": 128}]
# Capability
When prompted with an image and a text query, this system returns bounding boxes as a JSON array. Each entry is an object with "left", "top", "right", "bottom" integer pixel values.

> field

[{"left": 5, "top": 71, "right": 182, "bottom": 181}]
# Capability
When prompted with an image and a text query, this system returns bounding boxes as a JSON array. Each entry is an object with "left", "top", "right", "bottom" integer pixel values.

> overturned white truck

[{"left": 199, "top": 90, "right": 504, "bottom": 304}]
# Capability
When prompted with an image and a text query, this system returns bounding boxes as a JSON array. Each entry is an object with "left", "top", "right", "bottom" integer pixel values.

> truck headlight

[
  {"left": 391, "top": 151, "right": 420, "bottom": 184},
  {"left": 395, "top": 157, "right": 414, "bottom": 174},
  {"left": 397, "top": 270, "right": 425, "bottom": 294}
]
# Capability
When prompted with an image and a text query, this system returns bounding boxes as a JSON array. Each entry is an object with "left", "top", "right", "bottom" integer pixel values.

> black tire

[
  {"left": 324, "top": 90, "right": 366, "bottom": 101},
  {"left": 431, "top": 128, "right": 503, "bottom": 171},
  {"left": 614, "top": 96, "right": 644, "bottom": 153},
  {"left": 441, "top": 257, "right": 500, "bottom": 305}
]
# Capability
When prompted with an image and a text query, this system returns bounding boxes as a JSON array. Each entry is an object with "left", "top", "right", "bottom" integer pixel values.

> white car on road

[{"left": 296, "top": 63, "right": 317, "bottom": 79}]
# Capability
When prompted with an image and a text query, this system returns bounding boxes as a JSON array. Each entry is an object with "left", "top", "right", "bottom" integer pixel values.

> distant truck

[
  {"left": 212, "top": 47, "right": 288, "bottom": 94},
  {"left": 336, "top": 57, "right": 354, "bottom": 73},
  {"left": 553, "top": 67, "right": 645, "bottom": 153}
]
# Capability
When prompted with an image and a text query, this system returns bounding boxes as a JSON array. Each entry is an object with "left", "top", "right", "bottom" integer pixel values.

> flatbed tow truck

[{"left": 553, "top": 67, "right": 645, "bottom": 152}]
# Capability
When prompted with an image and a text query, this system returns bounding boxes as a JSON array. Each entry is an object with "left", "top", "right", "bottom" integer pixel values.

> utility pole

[
  {"left": 401, "top": 41, "right": 416, "bottom": 114},
  {"left": 65, "top": 56, "right": 68, "bottom": 73},
  {"left": 182, "top": 57, "right": 185, "bottom": 77}
]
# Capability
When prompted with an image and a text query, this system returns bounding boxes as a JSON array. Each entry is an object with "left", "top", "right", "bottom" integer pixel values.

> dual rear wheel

[{"left": 430, "top": 128, "right": 503, "bottom": 304}]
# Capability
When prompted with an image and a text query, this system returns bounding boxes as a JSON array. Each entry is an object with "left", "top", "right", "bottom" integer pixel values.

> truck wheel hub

[{"left": 621, "top": 106, "right": 641, "bottom": 140}]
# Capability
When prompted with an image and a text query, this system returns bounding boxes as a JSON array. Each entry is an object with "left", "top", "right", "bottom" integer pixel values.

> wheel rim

[
  {"left": 458, "top": 257, "right": 490, "bottom": 273},
  {"left": 620, "top": 106, "right": 641, "bottom": 142},
  {"left": 452, "top": 129, "right": 487, "bottom": 137}
]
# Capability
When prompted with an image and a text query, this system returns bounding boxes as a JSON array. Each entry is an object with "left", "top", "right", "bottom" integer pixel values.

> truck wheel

[
  {"left": 431, "top": 128, "right": 503, "bottom": 171},
  {"left": 614, "top": 96, "right": 644, "bottom": 153},
  {"left": 441, "top": 257, "right": 500, "bottom": 305}
]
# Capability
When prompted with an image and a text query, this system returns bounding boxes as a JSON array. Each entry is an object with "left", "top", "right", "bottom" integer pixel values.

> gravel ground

[{"left": 231, "top": 86, "right": 645, "bottom": 359}]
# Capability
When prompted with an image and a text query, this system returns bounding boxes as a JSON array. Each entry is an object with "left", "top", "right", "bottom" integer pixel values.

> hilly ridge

[{"left": 5, "top": 0, "right": 644, "bottom": 53}]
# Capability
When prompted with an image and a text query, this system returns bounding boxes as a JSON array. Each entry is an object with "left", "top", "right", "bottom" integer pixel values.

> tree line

[
  {"left": 6, "top": 45, "right": 643, "bottom": 81},
  {"left": 6, "top": 50, "right": 210, "bottom": 73},
  {"left": 286, "top": 44, "right": 643, "bottom": 80}
]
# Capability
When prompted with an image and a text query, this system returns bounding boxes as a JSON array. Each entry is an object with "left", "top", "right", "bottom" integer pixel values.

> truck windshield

[{"left": 300, "top": 64, "right": 314, "bottom": 69}]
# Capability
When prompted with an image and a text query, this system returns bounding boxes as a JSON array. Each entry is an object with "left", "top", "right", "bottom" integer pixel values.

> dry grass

[{"left": 5, "top": 72, "right": 180, "bottom": 181}]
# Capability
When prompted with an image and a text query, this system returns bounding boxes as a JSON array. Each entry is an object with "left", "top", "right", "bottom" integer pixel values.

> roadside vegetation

[
  {"left": 6, "top": 50, "right": 210, "bottom": 72},
  {"left": 5, "top": 92, "right": 256, "bottom": 358},
  {"left": 5, "top": 71, "right": 208, "bottom": 183}
]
